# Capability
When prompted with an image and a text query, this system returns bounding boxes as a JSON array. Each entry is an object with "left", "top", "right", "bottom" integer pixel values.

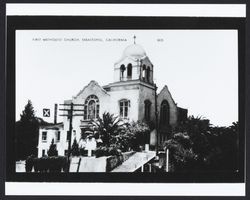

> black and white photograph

[
  {"left": 4, "top": 3, "right": 247, "bottom": 197},
  {"left": 14, "top": 29, "right": 240, "bottom": 174}
]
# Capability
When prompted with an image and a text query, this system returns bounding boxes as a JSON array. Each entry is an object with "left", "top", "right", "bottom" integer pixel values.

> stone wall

[
  {"left": 70, "top": 151, "right": 135, "bottom": 172},
  {"left": 106, "top": 151, "right": 135, "bottom": 172}
]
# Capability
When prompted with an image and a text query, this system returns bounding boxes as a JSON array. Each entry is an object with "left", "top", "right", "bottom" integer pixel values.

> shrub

[
  {"left": 95, "top": 146, "right": 108, "bottom": 158},
  {"left": 25, "top": 156, "right": 67, "bottom": 172},
  {"left": 171, "top": 117, "right": 239, "bottom": 171},
  {"left": 164, "top": 133, "right": 198, "bottom": 171},
  {"left": 108, "top": 146, "right": 122, "bottom": 156},
  {"left": 106, "top": 155, "right": 124, "bottom": 172},
  {"left": 48, "top": 157, "right": 62, "bottom": 172},
  {"left": 103, "top": 120, "right": 151, "bottom": 153},
  {"left": 61, "top": 157, "right": 68, "bottom": 172},
  {"left": 95, "top": 146, "right": 121, "bottom": 158},
  {"left": 126, "top": 121, "right": 150, "bottom": 151},
  {"left": 39, "top": 156, "right": 49, "bottom": 172},
  {"left": 33, "top": 157, "right": 39, "bottom": 172},
  {"left": 71, "top": 138, "right": 80, "bottom": 156},
  {"left": 47, "top": 139, "right": 58, "bottom": 157},
  {"left": 25, "top": 155, "right": 34, "bottom": 172},
  {"left": 79, "top": 148, "right": 88, "bottom": 156}
]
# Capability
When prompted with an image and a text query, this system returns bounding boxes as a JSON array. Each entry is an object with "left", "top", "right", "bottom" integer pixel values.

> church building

[{"left": 37, "top": 39, "right": 187, "bottom": 158}]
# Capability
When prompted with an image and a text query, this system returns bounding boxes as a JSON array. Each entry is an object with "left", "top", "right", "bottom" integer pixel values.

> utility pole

[
  {"left": 59, "top": 102, "right": 85, "bottom": 172},
  {"left": 67, "top": 103, "right": 73, "bottom": 172},
  {"left": 54, "top": 103, "right": 58, "bottom": 124},
  {"left": 154, "top": 83, "right": 159, "bottom": 155}
]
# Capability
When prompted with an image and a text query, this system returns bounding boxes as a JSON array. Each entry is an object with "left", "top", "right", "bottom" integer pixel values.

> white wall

[
  {"left": 108, "top": 88, "right": 139, "bottom": 122},
  {"left": 37, "top": 128, "right": 65, "bottom": 157}
]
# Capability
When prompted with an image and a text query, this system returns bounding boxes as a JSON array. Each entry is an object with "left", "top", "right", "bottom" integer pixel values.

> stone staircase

[{"left": 111, "top": 151, "right": 156, "bottom": 172}]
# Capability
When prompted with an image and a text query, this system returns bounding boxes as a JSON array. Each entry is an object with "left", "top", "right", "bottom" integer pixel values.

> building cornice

[{"left": 104, "top": 79, "right": 155, "bottom": 90}]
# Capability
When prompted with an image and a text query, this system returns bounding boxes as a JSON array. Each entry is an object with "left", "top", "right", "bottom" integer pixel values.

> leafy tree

[
  {"left": 20, "top": 100, "right": 36, "bottom": 122},
  {"left": 47, "top": 139, "right": 58, "bottom": 157},
  {"left": 126, "top": 121, "right": 150, "bottom": 151},
  {"left": 71, "top": 138, "right": 80, "bottom": 156},
  {"left": 89, "top": 113, "right": 151, "bottom": 153},
  {"left": 99, "top": 120, "right": 151, "bottom": 152},
  {"left": 164, "top": 132, "right": 197, "bottom": 171},
  {"left": 171, "top": 116, "right": 239, "bottom": 171},
  {"left": 207, "top": 122, "right": 239, "bottom": 171},
  {"left": 15, "top": 100, "right": 40, "bottom": 160},
  {"left": 174, "top": 116, "right": 211, "bottom": 168}
]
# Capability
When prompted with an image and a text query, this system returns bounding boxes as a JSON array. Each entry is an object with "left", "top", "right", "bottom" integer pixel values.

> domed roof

[{"left": 123, "top": 44, "right": 146, "bottom": 59}]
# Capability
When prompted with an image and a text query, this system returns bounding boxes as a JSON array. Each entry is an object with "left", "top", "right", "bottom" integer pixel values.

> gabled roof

[
  {"left": 158, "top": 85, "right": 177, "bottom": 105},
  {"left": 40, "top": 122, "right": 64, "bottom": 130},
  {"left": 74, "top": 80, "right": 109, "bottom": 98}
]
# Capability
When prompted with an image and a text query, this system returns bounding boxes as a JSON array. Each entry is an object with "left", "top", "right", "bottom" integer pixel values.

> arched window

[
  {"left": 146, "top": 66, "right": 150, "bottom": 82},
  {"left": 119, "top": 99, "right": 130, "bottom": 119},
  {"left": 144, "top": 100, "right": 151, "bottom": 121},
  {"left": 127, "top": 63, "right": 132, "bottom": 79},
  {"left": 120, "top": 64, "right": 125, "bottom": 81},
  {"left": 84, "top": 95, "right": 100, "bottom": 120},
  {"left": 160, "top": 100, "right": 170, "bottom": 126},
  {"left": 142, "top": 65, "right": 146, "bottom": 80}
]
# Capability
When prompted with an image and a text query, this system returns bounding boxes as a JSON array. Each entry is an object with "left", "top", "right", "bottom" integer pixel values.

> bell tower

[{"left": 113, "top": 37, "right": 154, "bottom": 85}]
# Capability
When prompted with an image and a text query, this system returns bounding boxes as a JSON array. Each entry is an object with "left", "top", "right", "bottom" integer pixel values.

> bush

[
  {"left": 25, "top": 156, "right": 67, "bottom": 172},
  {"left": 164, "top": 133, "right": 197, "bottom": 171},
  {"left": 62, "top": 157, "right": 68, "bottom": 172},
  {"left": 95, "top": 146, "right": 122, "bottom": 158},
  {"left": 126, "top": 121, "right": 150, "bottom": 151},
  {"left": 95, "top": 146, "right": 108, "bottom": 158},
  {"left": 79, "top": 148, "right": 88, "bottom": 156},
  {"left": 33, "top": 157, "right": 39, "bottom": 172},
  {"left": 39, "top": 157, "right": 49, "bottom": 172},
  {"left": 47, "top": 139, "right": 58, "bottom": 157},
  {"left": 109, "top": 146, "right": 121, "bottom": 156},
  {"left": 49, "top": 157, "right": 63, "bottom": 172},
  {"left": 106, "top": 155, "right": 123, "bottom": 172},
  {"left": 25, "top": 155, "right": 34, "bottom": 172},
  {"left": 71, "top": 138, "right": 80, "bottom": 156}
]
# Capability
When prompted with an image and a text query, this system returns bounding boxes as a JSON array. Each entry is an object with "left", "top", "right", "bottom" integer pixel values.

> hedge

[
  {"left": 106, "top": 155, "right": 124, "bottom": 172},
  {"left": 95, "top": 146, "right": 121, "bottom": 158},
  {"left": 26, "top": 156, "right": 67, "bottom": 172}
]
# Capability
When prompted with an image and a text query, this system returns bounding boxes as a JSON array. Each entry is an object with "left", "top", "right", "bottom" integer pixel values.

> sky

[{"left": 16, "top": 30, "right": 238, "bottom": 126}]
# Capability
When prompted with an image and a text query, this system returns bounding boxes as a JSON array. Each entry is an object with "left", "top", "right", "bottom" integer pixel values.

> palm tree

[{"left": 90, "top": 112, "right": 128, "bottom": 146}]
